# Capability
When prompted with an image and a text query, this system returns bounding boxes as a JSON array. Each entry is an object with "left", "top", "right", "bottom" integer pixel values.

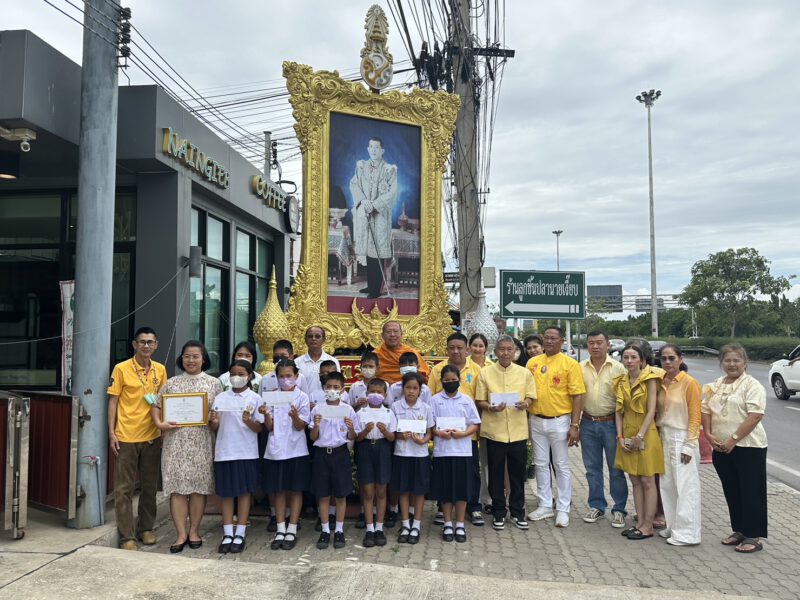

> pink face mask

[
  {"left": 278, "top": 377, "right": 297, "bottom": 391},
  {"left": 366, "top": 393, "right": 385, "bottom": 407}
]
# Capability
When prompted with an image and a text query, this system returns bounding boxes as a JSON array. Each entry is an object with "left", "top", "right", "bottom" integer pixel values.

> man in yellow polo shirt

[
  {"left": 429, "top": 332, "right": 484, "bottom": 525},
  {"left": 526, "top": 326, "right": 585, "bottom": 528},
  {"left": 107, "top": 326, "right": 166, "bottom": 550},
  {"left": 475, "top": 335, "right": 537, "bottom": 531}
]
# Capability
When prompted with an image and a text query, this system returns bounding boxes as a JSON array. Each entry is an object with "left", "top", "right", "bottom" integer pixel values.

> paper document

[
  {"left": 436, "top": 416, "right": 466, "bottom": 431},
  {"left": 317, "top": 403, "right": 351, "bottom": 420},
  {"left": 396, "top": 419, "right": 427, "bottom": 434},
  {"left": 212, "top": 395, "right": 258, "bottom": 413},
  {"left": 360, "top": 407, "right": 392, "bottom": 426},
  {"left": 490, "top": 393, "right": 518, "bottom": 408},
  {"left": 261, "top": 391, "right": 295, "bottom": 407}
]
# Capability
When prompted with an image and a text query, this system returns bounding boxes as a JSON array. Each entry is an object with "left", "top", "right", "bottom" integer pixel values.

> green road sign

[{"left": 500, "top": 270, "right": 585, "bottom": 319}]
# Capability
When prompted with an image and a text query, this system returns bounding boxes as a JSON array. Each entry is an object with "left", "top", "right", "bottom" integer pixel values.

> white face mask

[
  {"left": 324, "top": 390, "right": 341, "bottom": 403},
  {"left": 399, "top": 366, "right": 417, "bottom": 375},
  {"left": 229, "top": 375, "right": 249, "bottom": 389},
  {"left": 361, "top": 367, "right": 376, "bottom": 380}
]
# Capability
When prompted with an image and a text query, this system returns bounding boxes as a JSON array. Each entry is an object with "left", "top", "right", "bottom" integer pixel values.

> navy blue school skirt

[
  {"left": 263, "top": 455, "right": 311, "bottom": 494},
  {"left": 355, "top": 439, "right": 392, "bottom": 485},
  {"left": 311, "top": 445, "right": 353, "bottom": 499},
  {"left": 430, "top": 456, "right": 473, "bottom": 503},
  {"left": 214, "top": 459, "right": 260, "bottom": 498},
  {"left": 390, "top": 454, "right": 431, "bottom": 496}
]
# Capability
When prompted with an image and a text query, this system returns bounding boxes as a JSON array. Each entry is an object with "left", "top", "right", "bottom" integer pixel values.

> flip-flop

[
  {"left": 734, "top": 538, "right": 763, "bottom": 553},
  {"left": 621, "top": 527, "right": 637, "bottom": 537},
  {"left": 721, "top": 532, "right": 745, "bottom": 546},
  {"left": 626, "top": 528, "right": 654, "bottom": 540}
]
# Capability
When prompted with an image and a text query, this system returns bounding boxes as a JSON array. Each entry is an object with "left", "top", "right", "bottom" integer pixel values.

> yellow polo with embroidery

[
  {"left": 475, "top": 361, "right": 537, "bottom": 443},
  {"left": 107, "top": 358, "right": 166, "bottom": 443},
  {"left": 526, "top": 353, "right": 586, "bottom": 417}
]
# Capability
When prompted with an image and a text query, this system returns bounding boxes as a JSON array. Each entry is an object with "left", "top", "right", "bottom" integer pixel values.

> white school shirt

[
  {"left": 296, "top": 352, "right": 340, "bottom": 396},
  {"left": 359, "top": 407, "right": 398, "bottom": 441},
  {"left": 219, "top": 370, "right": 262, "bottom": 393},
  {"left": 388, "top": 381, "right": 432, "bottom": 407},
  {"left": 214, "top": 389, "right": 264, "bottom": 461},
  {"left": 259, "top": 371, "right": 307, "bottom": 393},
  {"left": 391, "top": 398, "right": 434, "bottom": 458},
  {"left": 430, "top": 391, "right": 481, "bottom": 458},
  {"left": 263, "top": 389, "right": 311, "bottom": 461},
  {"left": 309, "top": 402, "right": 361, "bottom": 448},
  {"left": 349, "top": 380, "right": 384, "bottom": 408}
]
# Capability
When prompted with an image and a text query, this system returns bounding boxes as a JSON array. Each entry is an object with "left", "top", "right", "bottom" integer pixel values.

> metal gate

[{"left": 1, "top": 391, "right": 30, "bottom": 539}]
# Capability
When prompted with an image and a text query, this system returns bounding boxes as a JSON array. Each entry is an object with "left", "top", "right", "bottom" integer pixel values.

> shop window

[
  {"left": 0, "top": 194, "right": 61, "bottom": 244},
  {"left": 206, "top": 216, "right": 227, "bottom": 261},
  {"left": 234, "top": 272, "right": 253, "bottom": 344},
  {"left": 203, "top": 265, "right": 227, "bottom": 375},
  {"left": 68, "top": 192, "right": 137, "bottom": 242},
  {"left": 191, "top": 208, "right": 199, "bottom": 247},
  {"left": 236, "top": 230, "right": 253, "bottom": 270}
]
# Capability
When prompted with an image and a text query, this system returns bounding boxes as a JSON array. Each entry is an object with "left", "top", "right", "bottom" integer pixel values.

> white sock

[
  {"left": 235, "top": 524, "right": 247, "bottom": 537},
  {"left": 335, "top": 521, "right": 344, "bottom": 533},
  {"left": 412, "top": 519, "right": 421, "bottom": 531},
  {"left": 456, "top": 521, "right": 465, "bottom": 529},
  {"left": 321, "top": 522, "right": 330, "bottom": 533},
  {"left": 287, "top": 523, "right": 297, "bottom": 535},
  {"left": 402, "top": 519, "right": 410, "bottom": 529},
  {"left": 444, "top": 521, "right": 453, "bottom": 529},
  {"left": 367, "top": 523, "right": 375, "bottom": 532},
  {"left": 223, "top": 524, "right": 233, "bottom": 537},
  {"left": 391, "top": 504, "right": 398, "bottom": 513},
  {"left": 277, "top": 521, "right": 286, "bottom": 534},
  {"left": 375, "top": 522, "right": 384, "bottom": 531}
]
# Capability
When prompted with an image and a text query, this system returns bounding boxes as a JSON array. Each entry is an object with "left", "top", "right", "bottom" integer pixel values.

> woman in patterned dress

[{"left": 151, "top": 340, "right": 222, "bottom": 552}]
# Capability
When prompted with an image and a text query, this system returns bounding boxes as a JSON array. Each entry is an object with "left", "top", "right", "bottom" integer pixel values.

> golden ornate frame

[{"left": 283, "top": 61, "right": 459, "bottom": 355}]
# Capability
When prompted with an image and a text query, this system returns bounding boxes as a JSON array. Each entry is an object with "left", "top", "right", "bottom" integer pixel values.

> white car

[
  {"left": 768, "top": 344, "right": 800, "bottom": 400},
  {"left": 561, "top": 343, "right": 577, "bottom": 359}
]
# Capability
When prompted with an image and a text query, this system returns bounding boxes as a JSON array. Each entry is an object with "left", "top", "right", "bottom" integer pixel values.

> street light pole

[{"left": 636, "top": 89, "right": 661, "bottom": 338}]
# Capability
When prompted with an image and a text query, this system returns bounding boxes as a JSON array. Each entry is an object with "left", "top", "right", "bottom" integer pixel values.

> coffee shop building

[{"left": 0, "top": 30, "right": 295, "bottom": 390}]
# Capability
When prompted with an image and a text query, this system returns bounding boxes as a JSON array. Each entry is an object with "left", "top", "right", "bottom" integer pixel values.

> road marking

[
  {"left": 767, "top": 458, "right": 800, "bottom": 479},
  {"left": 786, "top": 406, "right": 800, "bottom": 412}
]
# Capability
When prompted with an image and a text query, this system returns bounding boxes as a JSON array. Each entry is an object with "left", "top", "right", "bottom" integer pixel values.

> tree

[{"left": 679, "top": 248, "right": 793, "bottom": 338}]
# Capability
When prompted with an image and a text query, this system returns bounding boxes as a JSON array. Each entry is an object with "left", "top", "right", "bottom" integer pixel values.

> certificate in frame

[{"left": 161, "top": 392, "right": 209, "bottom": 427}]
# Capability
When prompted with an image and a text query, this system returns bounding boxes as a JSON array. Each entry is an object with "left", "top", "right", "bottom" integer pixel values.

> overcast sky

[{"left": 4, "top": 0, "right": 799, "bottom": 309}]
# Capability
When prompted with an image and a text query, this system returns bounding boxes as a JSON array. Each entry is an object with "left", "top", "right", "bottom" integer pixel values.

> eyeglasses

[
  {"left": 182, "top": 354, "right": 203, "bottom": 361},
  {"left": 136, "top": 340, "right": 157, "bottom": 346}
]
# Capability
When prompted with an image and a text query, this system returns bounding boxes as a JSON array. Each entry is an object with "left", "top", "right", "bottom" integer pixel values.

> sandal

[
  {"left": 454, "top": 526, "right": 467, "bottom": 543},
  {"left": 721, "top": 531, "right": 745, "bottom": 546},
  {"left": 281, "top": 532, "right": 297, "bottom": 551},
  {"left": 270, "top": 532, "right": 285, "bottom": 550},
  {"left": 398, "top": 526, "right": 410, "bottom": 544},
  {"left": 626, "top": 528, "right": 654, "bottom": 540},
  {"left": 620, "top": 527, "right": 637, "bottom": 537},
  {"left": 442, "top": 525, "right": 454, "bottom": 542},
  {"left": 218, "top": 535, "right": 234, "bottom": 554},
  {"left": 734, "top": 538, "right": 763, "bottom": 553},
  {"left": 408, "top": 527, "right": 420, "bottom": 545}
]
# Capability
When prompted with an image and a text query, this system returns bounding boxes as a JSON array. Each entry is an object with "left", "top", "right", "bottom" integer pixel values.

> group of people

[{"left": 107, "top": 322, "right": 768, "bottom": 557}]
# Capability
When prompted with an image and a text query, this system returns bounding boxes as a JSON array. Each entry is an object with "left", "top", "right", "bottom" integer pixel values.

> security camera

[{"left": 20, "top": 140, "right": 30, "bottom": 152}]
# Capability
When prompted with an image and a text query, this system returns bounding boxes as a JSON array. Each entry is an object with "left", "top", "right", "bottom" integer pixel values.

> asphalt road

[{"left": 681, "top": 356, "right": 800, "bottom": 492}]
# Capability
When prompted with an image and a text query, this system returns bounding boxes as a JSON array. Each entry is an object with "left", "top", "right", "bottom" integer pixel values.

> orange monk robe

[{"left": 374, "top": 343, "right": 431, "bottom": 384}]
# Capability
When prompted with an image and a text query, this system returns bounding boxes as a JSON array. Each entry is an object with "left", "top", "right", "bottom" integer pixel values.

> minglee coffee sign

[{"left": 161, "top": 127, "right": 230, "bottom": 189}]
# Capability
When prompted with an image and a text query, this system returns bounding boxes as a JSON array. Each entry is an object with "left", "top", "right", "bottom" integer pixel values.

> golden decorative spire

[{"left": 253, "top": 265, "right": 291, "bottom": 375}]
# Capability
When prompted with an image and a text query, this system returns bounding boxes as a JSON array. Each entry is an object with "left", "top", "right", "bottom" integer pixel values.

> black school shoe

[
  {"left": 316, "top": 532, "right": 330, "bottom": 549},
  {"left": 374, "top": 530, "right": 387, "bottom": 546},
  {"left": 334, "top": 531, "right": 346, "bottom": 549},
  {"left": 356, "top": 513, "right": 366, "bottom": 529},
  {"left": 230, "top": 534, "right": 246, "bottom": 553},
  {"left": 363, "top": 530, "right": 375, "bottom": 547},
  {"left": 218, "top": 535, "right": 233, "bottom": 554},
  {"left": 385, "top": 511, "right": 398, "bottom": 528},
  {"left": 267, "top": 516, "right": 277, "bottom": 533}
]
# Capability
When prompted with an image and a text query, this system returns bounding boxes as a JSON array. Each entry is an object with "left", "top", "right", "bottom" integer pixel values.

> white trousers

[
  {"left": 660, "top": 425, "right": 702, "bottom": 544},
  {"left": 530, "top": 414, "right": 572, "bottom": 513}
]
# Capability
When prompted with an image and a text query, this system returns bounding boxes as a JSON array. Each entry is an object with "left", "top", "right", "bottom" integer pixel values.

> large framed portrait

[{"left": 283, "top": 62, "right": 459, "bottom": 354}]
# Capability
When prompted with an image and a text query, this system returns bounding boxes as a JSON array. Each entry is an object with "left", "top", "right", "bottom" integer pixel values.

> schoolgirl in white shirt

[
  {"left": 218, "top": 341, "right": 262, "bottom": 392},
  {"left": 390, "top": 371, "right": 434, "bottom": 545},
  {"left": 209, "top": 360, "right": 264, "bottom": 554},
  {"left": 258, "top": 358, "right": 310, "bottom": 551},
  {"left": 430, "top": 365, "right": 481, "bottom": 543}
]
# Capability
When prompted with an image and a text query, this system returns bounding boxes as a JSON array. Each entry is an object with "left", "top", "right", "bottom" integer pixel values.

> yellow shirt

[
  {"left": 468, "top": 355, "right": 493, "bottom": 369},
  {"left": 580, "top": 356, "right": 626, "bottom": 417},
  {"left": 107, "top": 358, "right": 166, "bottom": 443},
  {"left": 526, "top": 353, "right": 586, "bottom": 417},
  {"left": 701, "top": 374, "right": 767, "bottom": 448},
  {"left": 658, "top": 371, "right": 702, "bottom": 449},
  {"left": 429, "top": 359, "right": 481, "bottom": 398},
  {"left": 475, "top": 361, "right": 537, "bottom": 443}
]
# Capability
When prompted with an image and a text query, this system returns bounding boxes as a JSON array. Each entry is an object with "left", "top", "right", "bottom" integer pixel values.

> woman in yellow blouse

[
  {"left": 468, "top": 333, "right": 493, "bottom": 368},
  {"left": 702, "top": 343, "right": 768, "bottom": 554},
  {"left": 614, "top": 342, "right": 665, "bottom": 540},
  {"left": 657, "top": 344, "right": 702, "bottom": 546}
]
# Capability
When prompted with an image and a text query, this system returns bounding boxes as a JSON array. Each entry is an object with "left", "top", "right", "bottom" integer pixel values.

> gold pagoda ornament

[
  {"left": 360, "top": 5, "right": 393, "bottom": 91},
  {"left": 253, "top": 265, "right": 291, "bottom": 375}
]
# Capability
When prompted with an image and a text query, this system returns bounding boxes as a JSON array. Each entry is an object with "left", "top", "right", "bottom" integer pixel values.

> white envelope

[
  {"left": 360, "top": 407, "right": 392, "bottom": 426},
  {"left": 262, "top": 391, "right": 295, "bottom": 407},
  {"left": 490, "top": 392, "right": 518, "bottom": 408},
  {"left": 396, "top": 418, "right": 427, "bottom": 434},
  {"left": 212, "top": 395, "right": 257, "bottom": 413},
  {"left": 436, "top": 416, "right": 466, "bottom": 431},
  {"left": 317, "top": 403, "right": 351, "bottom": 420}
]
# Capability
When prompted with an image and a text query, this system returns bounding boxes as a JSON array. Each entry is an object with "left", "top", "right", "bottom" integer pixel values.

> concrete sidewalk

[{"left": 1, "top": 450, "right": 798, "bottom": 599}]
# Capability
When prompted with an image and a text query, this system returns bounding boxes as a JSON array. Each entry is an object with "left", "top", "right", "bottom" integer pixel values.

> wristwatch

[{"left": 730, "top": 433, "right": 739, "bottom": 441}]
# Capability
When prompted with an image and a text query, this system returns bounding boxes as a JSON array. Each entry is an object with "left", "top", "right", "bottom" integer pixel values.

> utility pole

[
  {"left": 452, "top": 0, "right": 481, "bottom": 316},
  {"left": 636, "top": 89, "right": 661, "bottom": 338},
  {"left": 69, "top": 0, "right": 121, "bottom": 528}
]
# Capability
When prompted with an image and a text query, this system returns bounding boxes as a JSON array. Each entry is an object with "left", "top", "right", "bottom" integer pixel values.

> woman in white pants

[{"left": 657, "top": 344, "right": 702, "bottom": 546}]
